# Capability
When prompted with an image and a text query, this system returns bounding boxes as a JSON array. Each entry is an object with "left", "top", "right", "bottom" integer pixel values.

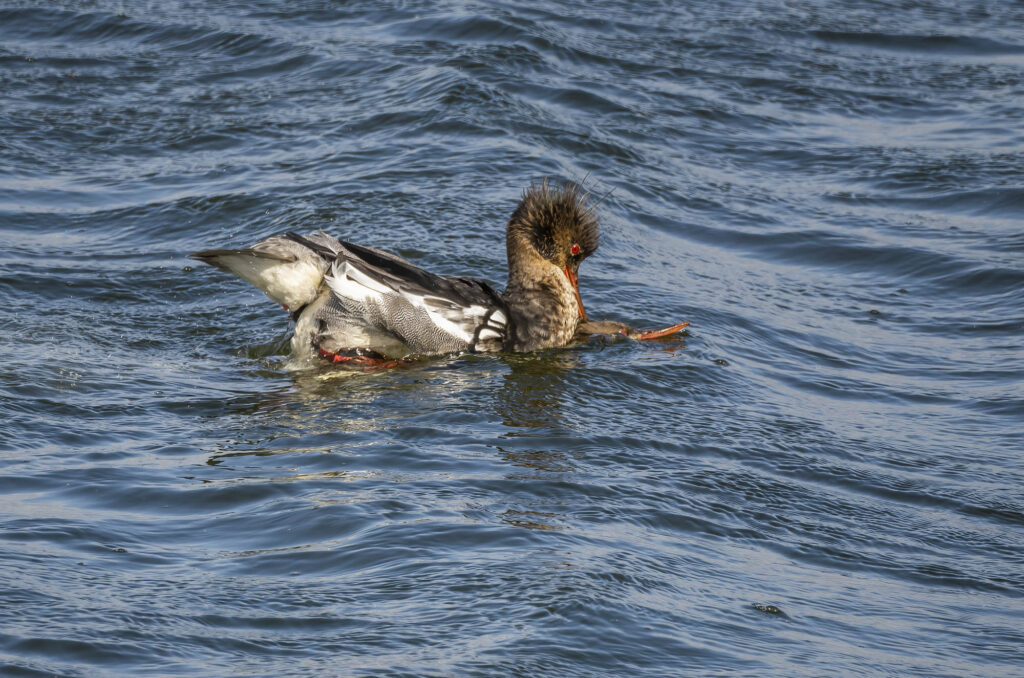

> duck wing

[{"left": 285, "top": 234, "right": 508, "bottom": 355}]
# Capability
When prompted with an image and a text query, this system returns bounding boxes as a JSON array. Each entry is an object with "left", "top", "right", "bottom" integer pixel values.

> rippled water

[{"left": 2, "top": 1, "right": 1023, "bottom": 675}]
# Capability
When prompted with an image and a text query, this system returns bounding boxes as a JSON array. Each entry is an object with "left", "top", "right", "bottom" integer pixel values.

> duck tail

[{"left": 190, "top": 232, "right": 340, "bottom": 312}]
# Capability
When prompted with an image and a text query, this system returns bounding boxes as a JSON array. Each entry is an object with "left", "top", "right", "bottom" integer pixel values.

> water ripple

[{"left": 1, "top": 0, "right": 1022, "bottom": 676}]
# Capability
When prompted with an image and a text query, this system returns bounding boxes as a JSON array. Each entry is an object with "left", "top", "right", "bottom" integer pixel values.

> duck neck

[{"left": 503, "top": 234, "right": 580, "bottom": 351}]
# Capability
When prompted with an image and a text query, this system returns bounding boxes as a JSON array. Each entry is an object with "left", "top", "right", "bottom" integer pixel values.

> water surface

[{"left": 1, "top": 1, "right": 1023, "bottom": 675}]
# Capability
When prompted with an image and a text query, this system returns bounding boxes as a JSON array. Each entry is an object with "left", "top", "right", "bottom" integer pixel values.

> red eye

[{"left": 571, "top": 243, "right": 581, "bottom": 255}]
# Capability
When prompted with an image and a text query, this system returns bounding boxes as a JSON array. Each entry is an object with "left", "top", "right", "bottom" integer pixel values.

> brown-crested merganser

[{"left": 191, "top": 181, "right": 686, "bottom": 366}]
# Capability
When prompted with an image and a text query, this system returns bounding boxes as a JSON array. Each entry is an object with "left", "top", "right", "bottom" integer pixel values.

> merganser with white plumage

[{"left": 191, "top": 181, "right": 687, "bottom": 366}]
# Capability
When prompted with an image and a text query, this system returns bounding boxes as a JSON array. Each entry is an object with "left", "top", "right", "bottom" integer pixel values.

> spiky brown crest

[{"left": 506, "top": 180, "right": 600, "bottom": 268}]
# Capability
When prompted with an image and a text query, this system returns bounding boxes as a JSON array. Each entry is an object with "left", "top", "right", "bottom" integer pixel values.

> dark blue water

[{"left": 2, "top": 1, "right": 1023, "bottom": 675}]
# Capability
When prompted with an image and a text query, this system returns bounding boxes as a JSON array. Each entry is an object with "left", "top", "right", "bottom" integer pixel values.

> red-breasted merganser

[{"left": 191, "top": 181, "right": 687, "bottom": 366}]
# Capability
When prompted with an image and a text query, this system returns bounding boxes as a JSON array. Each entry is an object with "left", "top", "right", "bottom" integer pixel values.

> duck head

[{"left": 505, "top": 180, "right": 599, "bottom": 322}]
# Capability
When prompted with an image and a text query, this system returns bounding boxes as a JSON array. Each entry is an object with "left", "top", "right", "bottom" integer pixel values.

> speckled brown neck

[{"left": 502, "top": 235, "right": 581, "bottom": 352}]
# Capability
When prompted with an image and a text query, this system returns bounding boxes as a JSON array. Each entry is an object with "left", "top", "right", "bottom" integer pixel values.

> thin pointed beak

[
  {"left": 563, "top": 265, "right": 588, "bottom": 322},
  {"left": 635, "top": 321, "right": 689, "bottom": 340}
]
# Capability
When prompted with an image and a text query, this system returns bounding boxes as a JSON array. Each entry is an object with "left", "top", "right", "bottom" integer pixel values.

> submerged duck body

[{"left": 192, "top": 182, "right": 602, "bottom": 365}]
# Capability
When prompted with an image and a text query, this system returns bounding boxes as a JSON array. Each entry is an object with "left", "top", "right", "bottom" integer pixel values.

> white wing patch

[
  {"left": 326, "top": 259, "right": 506, "bottom": 349},
  {"left": 327, "top": 259, "right": 393, "bottom": 303},
  {"left": 477, "top": 309, "right": 507, "bottom": 341},
  {"left": 424, "top": 297, "right": 493, "bottom": 344}
]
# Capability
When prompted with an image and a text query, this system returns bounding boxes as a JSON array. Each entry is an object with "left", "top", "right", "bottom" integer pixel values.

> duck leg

[
  {"left": 634, "top": 321, "right": 689, "bottom": 340},
  {"left": 317, "top": 348, "right": 403, "bottom": 370}
]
